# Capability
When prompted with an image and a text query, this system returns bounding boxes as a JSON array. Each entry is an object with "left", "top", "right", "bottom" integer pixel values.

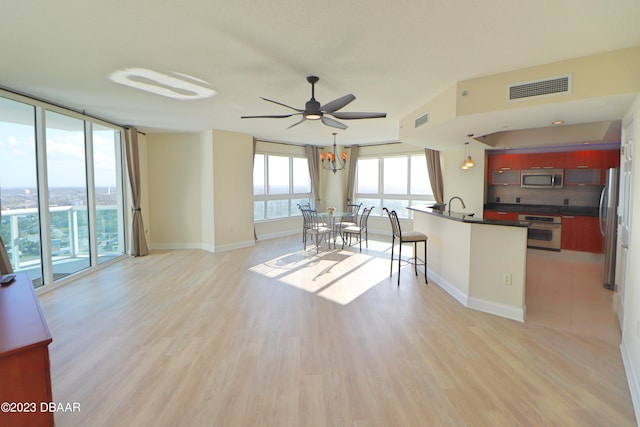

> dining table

[{"left": 317, "top": 211, "right": 353, "bottom": 249}]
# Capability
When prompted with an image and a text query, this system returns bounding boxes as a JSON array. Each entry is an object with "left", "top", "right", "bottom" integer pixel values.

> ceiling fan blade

[
  {"left": 287, "top": 117, "right": 306, "bottom": 129},
  {"left": 330, "top": 112, "right": 387, "bottom": 120},
  {"left": 321, "top": 94, "right": 355, "bottom": 113},
  {"left": 260, "top": 97, "right": 303, "bottom": 112},
  {"left": 241, "top": 113, "right": 300, "bottom": 119},
  {"left": 321, "top": 116, "right": 348, "bottom": 130}
]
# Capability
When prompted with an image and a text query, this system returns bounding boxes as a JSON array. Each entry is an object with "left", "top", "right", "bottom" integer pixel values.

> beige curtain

[
  {"left": 425, "top": 148, "right": 444, "bottom": 204},
  {"left": 0, "top": 195, "right": 13, "bottom": 274},
  {"left": 124, "top": 127, "right": 149, "bottom": 257},
  {"left": 305, "top": 145, "right": 321, "bottom": 209},
  {"left": 253, "top": 138, "right": 258, "bottom": 241},
  {"left": 345, "top": 145, "right": 359, "bottom": 207},
  {"left": 0, "top": 236, "right": 12, "bottom": 275}
]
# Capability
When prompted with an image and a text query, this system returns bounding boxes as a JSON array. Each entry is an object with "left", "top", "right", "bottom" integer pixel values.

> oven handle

[{"left": 527, "top": 223, "right": 561, "bottom": 229}]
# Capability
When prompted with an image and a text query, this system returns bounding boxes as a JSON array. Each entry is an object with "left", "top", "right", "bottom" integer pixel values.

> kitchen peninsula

[{"left": 409, "top": 205, "right": 528, "bottom": 322}]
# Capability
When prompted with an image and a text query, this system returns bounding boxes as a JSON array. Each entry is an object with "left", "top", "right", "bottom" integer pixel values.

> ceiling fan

[{"left": 241, "top": 76, "right": 386, "bottom": 130}]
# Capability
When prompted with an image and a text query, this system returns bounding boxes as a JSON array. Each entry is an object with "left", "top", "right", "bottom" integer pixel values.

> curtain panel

[
  {"left": 305, "top": 145, "right": 321, "bottom": 209},
  {"left": 252, "top": 138, "right": 258, "bottom": 241},
  {"left": 425, "top": 148, "right": 444, "bottom": 205},
  {"left": 0, "top": 236, "right": 12, "bottom": 275},
  {"left": 124, "top": 127, "right": 149, "bottom": 257},
  {"left": 0, "top": 195, "right": 14, "bottom": 274},
  {"left": 345, "top": 145, "right": 359, "bottom": 208}
]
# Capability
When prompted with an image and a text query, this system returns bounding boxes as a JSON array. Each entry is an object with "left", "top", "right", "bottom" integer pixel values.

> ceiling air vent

[
  {"left": 415, "top": 112, "right": 429, "bottom": 128},
  {"left": 508, "top": 75, "right": 571, "bottom": 101}
]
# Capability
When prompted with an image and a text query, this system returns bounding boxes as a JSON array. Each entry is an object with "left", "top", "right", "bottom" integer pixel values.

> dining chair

[
  {"left": 337, "top": 203, "right": 362, "bottom": 243},
  {"left": 300, "top": 208, "right": 331, "bottom": 253},
  {"left": 341, "top": 206, "right": 373, "bottom": 252},
  {"left": 298, "top": 203, "right": 312, "bottom": 244},
  {"left": 383, "top": 207, "right": 428, "bottom": 286},
  {"left": 340, "top": 203, "right": 362, "bottom": 228}
]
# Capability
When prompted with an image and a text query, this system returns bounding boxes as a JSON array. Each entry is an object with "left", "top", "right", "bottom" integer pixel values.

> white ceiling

[{"left": 2, "top": 0, "right": 640, "bottom": 148}]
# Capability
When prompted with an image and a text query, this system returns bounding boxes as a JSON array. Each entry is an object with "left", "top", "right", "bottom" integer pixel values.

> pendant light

[{"left": 461, "top": 134, "right": 475, "bottom": 170}]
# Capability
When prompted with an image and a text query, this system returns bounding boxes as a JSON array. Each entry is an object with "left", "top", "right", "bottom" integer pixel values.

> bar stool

[{"left": 383, "top": 207, "right": 428, "bottom": 286}]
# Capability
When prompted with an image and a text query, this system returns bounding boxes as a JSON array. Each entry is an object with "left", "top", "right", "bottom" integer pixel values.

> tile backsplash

[{"left": 486, "top": 185, "right": 603, "bottom": 207}]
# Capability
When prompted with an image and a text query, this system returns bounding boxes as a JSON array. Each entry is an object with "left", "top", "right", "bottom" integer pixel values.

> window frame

[
  {"left": 0, "top": 89, "right": 128, "bottom": 288},
  {"left": 354, "top": 153, "right": 434, "bottom": 219},
  {"left": 253, "top": 152, "right": 312, "bottom": 222}
]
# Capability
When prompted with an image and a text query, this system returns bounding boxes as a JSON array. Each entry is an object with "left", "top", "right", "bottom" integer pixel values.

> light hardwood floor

[{"left": 38, "top": 234, "right": 637, "bottom": 426}]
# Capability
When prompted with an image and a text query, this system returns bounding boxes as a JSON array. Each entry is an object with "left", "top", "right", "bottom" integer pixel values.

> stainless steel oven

[{"left": 518, "top": 214, "right": 562, "bottom": 251}]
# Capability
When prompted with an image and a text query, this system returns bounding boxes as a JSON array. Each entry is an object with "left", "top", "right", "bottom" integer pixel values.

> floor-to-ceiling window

[
  {"left": 92, "top": 124, "right": 125, "bottom": 264},
  {"left": 354, "top": 153, "right": 433, "bottom": 218},
  {"left": 0, "top": 96, "right": 43, "bottom": 284},
  {"left": 253, "top": 153, "right": 312, "bottom": 221},
  {"left": 46, "top": 111, "right": 91, "bottom": 279},
  {"left": 0, "top": 92, "right": 127, "bottom": 288}
]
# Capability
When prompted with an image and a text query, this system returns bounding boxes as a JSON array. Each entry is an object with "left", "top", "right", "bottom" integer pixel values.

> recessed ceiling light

[
  {"left": 552, "top": 120, "right": 565, "bottom": 125},
  {"left": 108, "top": 68, "right": 216, "bottom": 100}
]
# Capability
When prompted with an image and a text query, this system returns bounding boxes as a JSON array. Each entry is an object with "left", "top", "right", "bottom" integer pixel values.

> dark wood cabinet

[
  {"left": 561, "top": 215, "right": 603, "bottom": 253},
  {"left": 484, "top": 210, "right": 519, "bottom": 221},
  {"left": 0, "top": 273, "right": 54, "bottom": 427},
  {"left": 564, "top": 150, "right": 602, "bottom": 169},
  {"left": 489, "top": 153, "right": 522, "bottom": 171},
  {"left": 487, "top": 148, "right": 620, "bottom": 187},
  {"left": 520, "top": 152, "right": 562, "bottom": 169},
  {"left": 487, "top": 153, "right": 521, "bottom": 185}
]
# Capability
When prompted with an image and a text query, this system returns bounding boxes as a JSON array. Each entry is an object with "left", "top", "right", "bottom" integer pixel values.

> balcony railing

[{"left": 1, "top": 205, "right": 124, "bottom": 286}]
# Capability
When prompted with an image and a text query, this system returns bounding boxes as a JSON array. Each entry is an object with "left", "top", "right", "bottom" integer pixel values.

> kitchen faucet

[{"left": 448, "top": 196, "right": 466, "bottom": 215}]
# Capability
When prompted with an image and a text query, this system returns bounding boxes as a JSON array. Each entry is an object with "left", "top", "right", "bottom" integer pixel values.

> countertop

[
  {"left": 408, "top": 205, "right": 527, "bottom": 227},
  {"left": 484, "top": 203, "right": 599, "bottom": 217}
]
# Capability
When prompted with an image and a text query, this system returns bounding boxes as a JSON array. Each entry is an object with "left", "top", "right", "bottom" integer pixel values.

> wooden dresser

[{"left": 0, "top": 273, "right": 54, "bottom": 427}]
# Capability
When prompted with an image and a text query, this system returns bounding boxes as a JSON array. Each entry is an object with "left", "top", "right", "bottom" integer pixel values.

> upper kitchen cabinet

[
  {"left": 564, "top": 149, "right": 620, "bottom": 185},
  {"left": 600, "top": 149, "right": 621, "bottom": 169},
  {"left": 520, "top": 152, "right": 563, "bottom": 169},
  {"left": 487, "top": 153, "right": 522, "bottom": 185},
  {"left": 564, "top": 150, "right": 602, "bottom": 169},
  {"left": 489, "top": 153, "right": 522, "bottom": 171}
]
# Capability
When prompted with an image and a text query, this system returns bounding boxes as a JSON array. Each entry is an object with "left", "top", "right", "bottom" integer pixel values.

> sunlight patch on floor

[{"left": 248, "top": 240, "right": 393, "bottom": 305}]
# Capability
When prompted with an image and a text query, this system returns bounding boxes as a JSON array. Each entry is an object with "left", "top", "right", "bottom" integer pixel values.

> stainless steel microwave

[{"left": 521, "top": 169, "right": 564, "bottom": 188}]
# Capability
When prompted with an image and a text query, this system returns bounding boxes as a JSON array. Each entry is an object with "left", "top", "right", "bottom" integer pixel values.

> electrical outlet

[{"left": 502, "top": 273, "right": 512, "bottom": 286}]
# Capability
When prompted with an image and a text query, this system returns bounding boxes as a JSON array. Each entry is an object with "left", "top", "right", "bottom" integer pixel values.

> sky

[{"left": 0, "top": 122, "right": 119, "bottom": 188}]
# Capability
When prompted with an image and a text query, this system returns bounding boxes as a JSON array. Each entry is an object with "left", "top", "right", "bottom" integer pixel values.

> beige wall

[
  {"left": 200, "top": 130, "right": 215, "bottom": 251},
  {"left": 441, "top": 146, "right": 487, "bottom": 217},
  {"left": 211, "top": 130, "right": 255, "bottom": 250},
  {"left": 146, "top": 133, "right": 203, "bottom": 248},
  {"left": 144, "top": 130, "right": 254, "bottom": 252},
  {"left": 457, "top": 46, "right": 640, "bottom": 117},
  {"left": 413, "top": 209, "right": 527, "bottom": 321}
]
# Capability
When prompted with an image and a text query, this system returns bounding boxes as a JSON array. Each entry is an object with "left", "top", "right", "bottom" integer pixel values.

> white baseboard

[
  {"left": 150, "top": 240, "right": 255, "bottom": 253},
  {"left": 428, "top": 269, "right": 524, "bottom": 322},
  {"left": 427, "top": 269, "right": 469, "bottom": 306},
  {"left": 620, "top": 339, "right": 640, "bottom": 423},
  {"left": 149, "top": 242, "right": 201, "bottom": 251},
  {"left": 256, "top": 229, "right": 298, "bottom": 241},
  {"left": 212, "top": 240, "right": 256, "bottom": 252},
  {"left": 467, "top": 297, "right": 525, "bottom": 322}
]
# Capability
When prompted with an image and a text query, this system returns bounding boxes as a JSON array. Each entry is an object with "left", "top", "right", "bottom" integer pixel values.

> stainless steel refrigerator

[{"left": 599, "top": 168, "right": 619, "bottom": 290}]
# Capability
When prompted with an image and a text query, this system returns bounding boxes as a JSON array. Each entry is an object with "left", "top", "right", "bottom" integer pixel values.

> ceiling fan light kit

[{"left": 241, "top": 76, "right": 386, "bottom": 130}]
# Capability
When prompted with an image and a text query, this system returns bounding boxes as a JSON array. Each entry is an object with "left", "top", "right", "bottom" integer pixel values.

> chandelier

[{"left": 320, "top": 132, "right": 348, "bottom": 173}]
